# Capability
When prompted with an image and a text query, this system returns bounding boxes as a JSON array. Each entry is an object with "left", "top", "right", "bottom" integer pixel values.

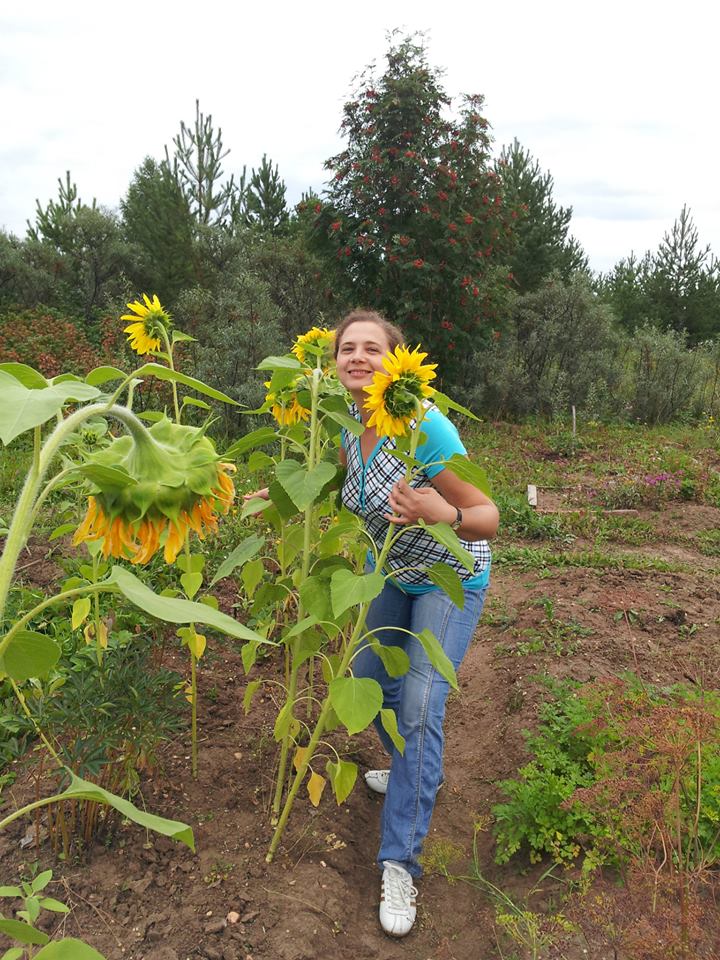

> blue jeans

[{"left": 353, "top": 577, "right": 487, "bottom": 877}]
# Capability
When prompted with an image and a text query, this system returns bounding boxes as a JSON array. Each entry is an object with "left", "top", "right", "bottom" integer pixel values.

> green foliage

[
  {"left": 495, "top": 139, "right": 588, "bottom": 293},
  {"left": 167, "top": 100, "right": 237, "bottom": 229},
  {"left": 121, "top": 157, "right": 198, "bottom": 300},
  {"left": 493, "top": 677, "right": 720, "bottom": 871},
  {"left": 469, "top": 274, "right": 621, "bottom": 419},
  {"left": 311, "top": 32, "right": 517, "bottom": 385},
  {"left": 621, "top": 323, "right": 719, "bottom": 423},
  {"left": 600, "top": 205, "right": 720, "bottom": 343},
  {"left": 243, "top": 155, "right": 289, "bottom": 235}
]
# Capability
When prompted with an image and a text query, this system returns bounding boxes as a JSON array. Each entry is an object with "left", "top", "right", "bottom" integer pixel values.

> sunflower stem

[
  {"left": 272, "top": 366, "right": 321, "bottom": 815},
  {"left": 0, "top": 403, "right": 141, "bottom": 629},
  {"left": 160, "top": 326, "right": 181, "bottom": 423}
]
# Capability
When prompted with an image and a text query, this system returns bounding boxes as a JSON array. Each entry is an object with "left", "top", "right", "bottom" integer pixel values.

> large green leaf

[
  {"left": 417, "top": 628, "right": 458, "bottom": 689},
  {"left": 299, "top": 576, "right": 333, "bottom": 624},
  {"left": 369, "top": 642, "right": 410, "bottom": 678},
  {"left": 432, "top": 390, "right": 480, "bottom": 421},
  {"left": 49, "top": 382, "right": 102, "bottom": 404},
  {"left": 275, "top": 460, "right": 336, "bottom": 511},
  {"left": 426, "top": 562, "right": 465, "bottom": 609},
  {"left": 443, "top": 454, "right": 492, "bottom": 496},
  {"left": 326, "top": 759, "right": 358, "bottom": 804},
  {"left": 85, "top": 365, "right": 126, "bottom": 386},
  {"left": 55, "top": 772, "right": 194, "bottom": 850},
  {"left": 330, "top": 569, "right": 384, "bottom": 618},
  {"left": 0, "top": 919, "right": 48, "bottom": 946},
  {"left": 418, "top": 521, "right": 475, "bottom": 574},
  {"left": 0, "top": 362, "right": 48, "bottom": 388},
  {"left": 0, "top": 373, "right": 70, "bottom": 445},
  {"left": 267, "top": 479, "right": 299, "bottom": 520},
  {"left": 318, "top": 398, "right": 364, "bottom": 437},
  {"left": 256, "top": 355, "right": 304, "bottom": 371},
  {"left": 223, "top": 427, "right": 278, "bottom": 460},
  {"left": 109, "top": 566, "right": 266, "bottom": 642},
  {"left": 34, "top": 939, "right": 106, "bottom": 959},
  {"left": 328, "top": 676, "right": 383, "bottom": 735},
  {"left": 1, "top": 631, "right": 60, "bottom": 682},
  {"left": 209, "top": 534, "right": 265, "bottom": 587},
  {"left": 134, "top": 363, "right": 239, "bottom": 406},
  {"left": 380, "top": 708, "right": 406, "bottom": 753}
]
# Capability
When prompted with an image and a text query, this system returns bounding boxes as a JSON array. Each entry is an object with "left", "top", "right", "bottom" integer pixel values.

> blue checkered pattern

[{"left": 341, "top": 404, "right": 491, "bottom": 587}]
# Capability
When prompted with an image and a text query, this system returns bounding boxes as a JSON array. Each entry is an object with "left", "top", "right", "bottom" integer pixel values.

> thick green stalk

[
  {"left": 160, "top": 327, "right": 181, "bottom": 423},
  {"left": 272, "top": 367, "right": 322, "bottom": 816},
  {"left": 0, "top": 403, "right": 143, "bottom": 626}
]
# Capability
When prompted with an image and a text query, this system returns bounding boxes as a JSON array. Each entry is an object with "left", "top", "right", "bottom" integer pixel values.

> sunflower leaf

[
  {"left": 417, "top": 520, "right": 475, "bottom": 573},
  {"left": 223, "top": 427, "right": 277, "bottom": 460},
  {"left": 209, "top": 533, "right": 265, "bottom": 587},
  {"left": 256, "top": 356, "right": 304, "bottom": 371},
  {"left": 432, "top": 390, "right": 480, "bottom": 421},
  {"left": 329, "top": 676, "right": 383, "bottom": 734},
  {"left": 108, "top": 566, "right": 268, "bottom": 643},
  {"left": 134, "top": 363, "right": 240, "bottom": 406},
  {"left": 0, "top": 362, "right": 48, "bottom": 388},
  {"left": 85, "top": 365, "right": 126, "bottom": 386},
  {"left": 443, "top": 454, "right": 492, "bottom": 496},
  {"left": 426, "top": 562, "right": 465, "bottom": 608}
]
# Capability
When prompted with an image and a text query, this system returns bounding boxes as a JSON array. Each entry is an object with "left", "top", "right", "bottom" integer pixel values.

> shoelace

[{"left": 383, "top": 869, "right": 418, "bottom": 912}]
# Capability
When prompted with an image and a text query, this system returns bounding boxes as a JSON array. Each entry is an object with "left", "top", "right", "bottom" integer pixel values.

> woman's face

[{"left": 335, "top": 320, "right": 392, "bottom": 397}]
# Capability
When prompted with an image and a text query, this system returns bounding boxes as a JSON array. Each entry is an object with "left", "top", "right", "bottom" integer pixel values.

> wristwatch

[{"left": 450, "top": 507, "right": 463, "bottom": 531}]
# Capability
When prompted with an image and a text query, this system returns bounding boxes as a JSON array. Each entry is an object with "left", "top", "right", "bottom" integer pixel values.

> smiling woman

[{"left": 333, "top": 308, "right": 498, "bottom": 938}]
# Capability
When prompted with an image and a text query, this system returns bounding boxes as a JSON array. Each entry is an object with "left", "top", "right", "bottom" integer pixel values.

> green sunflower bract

[{"left": 73, "top": 418, "right": 235, "bottom": 564}]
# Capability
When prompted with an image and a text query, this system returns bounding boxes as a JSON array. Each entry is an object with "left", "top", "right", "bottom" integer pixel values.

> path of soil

[{"left": 2, "top": 501, "right": 720, "bottom": 960}]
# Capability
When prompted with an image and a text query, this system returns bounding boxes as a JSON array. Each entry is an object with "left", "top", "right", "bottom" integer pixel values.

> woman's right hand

[{"left": 242, "top": 487, "right": 270, "bottom": 502}]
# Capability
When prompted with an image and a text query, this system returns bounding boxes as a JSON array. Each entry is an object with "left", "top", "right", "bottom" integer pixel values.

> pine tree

[
  {"left": 167, "top": 100, "right": 237, "bottom": 228},
  {"left": 649, "top": 205, "right": 719, "bottom": 341},
  {"left": 245, "top": 155, "right": 289, "bottom": 234},
  {"left": 121, "top": 157, "right": 198, "bottom": 300},
  {"left": 495, "top": 140, "right": 587, "bottom": 292}
]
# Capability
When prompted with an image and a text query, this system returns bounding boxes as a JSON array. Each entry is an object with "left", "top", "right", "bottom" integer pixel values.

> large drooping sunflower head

[
  {"left": 291, "top": 326, "right": 335, "bottom": 366},
  {"left": 121, "top": 294, "right": 172, "bottom": 355},
  {"left": 264, "top": 380, "right": 311, "bottom": 427},
  {"left": 363, "top": 344, "right": 437, "bottom": 438},
  {"left": 73, "top": 417, "right": 234, "bottom": 565}
]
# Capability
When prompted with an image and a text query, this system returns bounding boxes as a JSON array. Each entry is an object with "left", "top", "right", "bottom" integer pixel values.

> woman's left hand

[{"left": 385, "top": 479, "right": 456, "bottom": 526}]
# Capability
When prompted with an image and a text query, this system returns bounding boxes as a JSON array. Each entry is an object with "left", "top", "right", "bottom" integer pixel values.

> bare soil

[{"left": 2, "top": 498, "right": 720, "bottom": 960}]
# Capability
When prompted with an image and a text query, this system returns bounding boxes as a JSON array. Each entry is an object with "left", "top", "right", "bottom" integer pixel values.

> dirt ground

[{"left": 2, "top": 498, "right": 720, "bottom": 960}]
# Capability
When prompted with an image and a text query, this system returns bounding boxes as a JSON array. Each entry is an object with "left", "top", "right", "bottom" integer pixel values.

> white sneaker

[
  {"left": 379, "top": 861, "right": 417, "bottom": 937},
  {"left": 365, "top": 769, "right": 445, "bottom": 796},
  {"left": 364, "top": 769, "right": 390, "bottom": 794}
]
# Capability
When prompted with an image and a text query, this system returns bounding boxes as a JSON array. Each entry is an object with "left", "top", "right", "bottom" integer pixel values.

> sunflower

[
  {"left": 264, "top": 381, "right": 311, "bottom": 427},
  {"left": 291, "top": 326, "right": 335, "bottom": 365},
  {"left": 121, "top": 293, "right": 172, "bottom": 355},
  {"left": 363, "top": 344, "right": 437, "bottom": 438},
  {"left": 73, "top": 417, "right": 235, "bottom": 565}
]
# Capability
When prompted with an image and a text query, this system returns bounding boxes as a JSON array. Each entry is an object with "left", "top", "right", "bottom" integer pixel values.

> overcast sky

[{"left": 2, "top": 0, "right": 717, "bottom": 274}]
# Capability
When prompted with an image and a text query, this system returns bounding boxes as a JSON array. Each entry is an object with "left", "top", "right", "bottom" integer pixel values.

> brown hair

[{"left": 333, "top": 309, "right": 405, "bottom": 357}]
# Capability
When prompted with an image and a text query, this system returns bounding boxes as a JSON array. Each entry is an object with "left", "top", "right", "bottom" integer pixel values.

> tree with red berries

[{"left": 311, "top": 33, "right": 519, "bottom": 386}]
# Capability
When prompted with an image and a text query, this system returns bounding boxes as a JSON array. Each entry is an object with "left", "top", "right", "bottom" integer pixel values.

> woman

[{"left": 334, "top": 309, "right": 498, "bottom": 937}]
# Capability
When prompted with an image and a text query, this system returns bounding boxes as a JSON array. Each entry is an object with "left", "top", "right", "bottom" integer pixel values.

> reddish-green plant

[{"left": 0, "top": 308, "right": 102, "bottom": 378}]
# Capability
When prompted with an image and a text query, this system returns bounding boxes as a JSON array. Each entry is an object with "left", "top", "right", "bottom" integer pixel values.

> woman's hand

[
  {"left": 243, "top": 487, "right": 270, "bottom": 502},
  {"left": 385, "top": 480, "right": 456, "bottom": 526}
]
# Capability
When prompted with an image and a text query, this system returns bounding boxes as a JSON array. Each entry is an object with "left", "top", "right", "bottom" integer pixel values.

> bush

[
  {"left": 469, "top": 275, "right": 621, "bottom": 420},
  {"left": 0, "top": 307, "right": 102, "bottom": 377}
]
